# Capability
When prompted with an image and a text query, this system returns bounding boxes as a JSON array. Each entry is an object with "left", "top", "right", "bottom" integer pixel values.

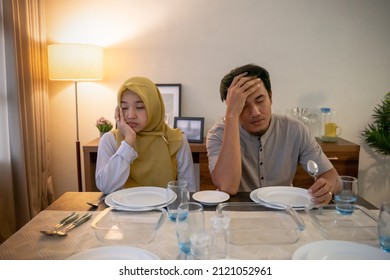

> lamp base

[{"left": 76, "top": 140, "right": 82, "bottom": 191}]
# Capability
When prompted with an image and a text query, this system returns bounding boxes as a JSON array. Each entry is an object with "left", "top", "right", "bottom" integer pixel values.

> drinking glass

[
  {"left": 378, "top": 201, "right": 390, "bottom": 252},
  {"left": 176, "top": 202, "right": 204, "bottom": 255},
  {"left": 166, "top": 181, "right": 189, "bottom": 222},
  {"left": 334, "top": 176, "right": 358, "bottom": 215}
]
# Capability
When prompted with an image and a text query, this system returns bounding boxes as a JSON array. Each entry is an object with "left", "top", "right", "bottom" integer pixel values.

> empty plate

[
  {"left": 192, "top": 190, "right": 230, "bottom": 206},
  {"left": 292, "top": 240, "right": 390, "bottom": 260},
  {"left": 251, "top": 186, "right": 311, "bottom": 210},
  {"left": 106, "top": 187, "right": 176, "bottom": 211}
]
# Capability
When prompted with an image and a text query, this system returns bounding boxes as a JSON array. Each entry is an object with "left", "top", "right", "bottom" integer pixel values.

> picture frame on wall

[
  {"left": 156, "top": 84, "right": 181, "bottom": 128},
  {"left": 174, "top": 117, "right": 204, "bottom": 143}
]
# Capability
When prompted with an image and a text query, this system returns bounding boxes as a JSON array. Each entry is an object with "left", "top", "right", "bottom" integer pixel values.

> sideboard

[{"left": 83, "top": 137, "right": 360, "bottom": 191}]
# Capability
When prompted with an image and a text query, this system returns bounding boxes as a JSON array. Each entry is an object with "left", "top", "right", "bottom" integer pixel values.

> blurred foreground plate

[
  {"left": 292, "top": 240, "right": 390, "bottom": 260},
  {"left": 66, "top": 245, "right": 160, "bottom": 260}
]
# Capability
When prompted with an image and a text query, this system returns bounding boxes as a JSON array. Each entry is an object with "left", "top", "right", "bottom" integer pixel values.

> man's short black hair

[{"left": 220, "top": 64, "right": 271, "bottom": 102}]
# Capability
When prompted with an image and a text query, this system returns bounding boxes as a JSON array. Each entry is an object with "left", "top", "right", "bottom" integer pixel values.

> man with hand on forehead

[{"left": 206, "top": 64, "right": 339, "bottom": 205}]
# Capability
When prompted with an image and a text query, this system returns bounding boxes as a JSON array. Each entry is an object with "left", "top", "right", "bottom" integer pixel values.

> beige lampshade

[{"left": 48, "top": 43, "right": 103, "bottom": 81}]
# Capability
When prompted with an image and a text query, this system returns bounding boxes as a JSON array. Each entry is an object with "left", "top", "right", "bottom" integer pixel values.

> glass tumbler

[
  {"left": 334, "top": 176, "right": 358, "bottom": 215},
  {"left": 378, "top": 201, "right": 390, "bottom": 252},
  {"left": 176, "top": 202, "right": 204, "bottom": 255},
  {"left": 166, "top": 181, "right": 189, "bottom": 222}
]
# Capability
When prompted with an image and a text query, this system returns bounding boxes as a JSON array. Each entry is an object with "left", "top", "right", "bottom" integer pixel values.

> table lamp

[{"left": 48, "top": 43, "right": 103, "bottom": 191}]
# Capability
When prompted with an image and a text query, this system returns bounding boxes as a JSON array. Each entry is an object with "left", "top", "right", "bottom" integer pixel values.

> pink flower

[{"left": 96, "top": 117, "right": 113, "bottom": 132}]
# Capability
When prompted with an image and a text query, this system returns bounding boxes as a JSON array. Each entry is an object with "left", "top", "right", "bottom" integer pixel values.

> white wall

[{"left": 45, "top": 0, "right": 390, "bottom": 207}]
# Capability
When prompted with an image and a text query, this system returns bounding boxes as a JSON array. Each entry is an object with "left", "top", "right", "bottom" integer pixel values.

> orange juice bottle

[{"left": 320, "top": 107, "right": 337, "bottom": 142}]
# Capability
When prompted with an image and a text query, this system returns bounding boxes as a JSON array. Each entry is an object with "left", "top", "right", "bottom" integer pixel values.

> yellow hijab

[{"left": 112, "top": 77, "right": 183, "bottom": 188}]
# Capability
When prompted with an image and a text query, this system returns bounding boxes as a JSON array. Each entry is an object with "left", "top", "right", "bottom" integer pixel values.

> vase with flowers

[{"left": 96, "top": 117, "right": 113, "bottom": 137}]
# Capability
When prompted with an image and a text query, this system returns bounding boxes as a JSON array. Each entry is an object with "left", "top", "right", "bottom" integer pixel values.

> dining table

[{"left": 0, "top": 191, "right": 385, "bottom": 260}]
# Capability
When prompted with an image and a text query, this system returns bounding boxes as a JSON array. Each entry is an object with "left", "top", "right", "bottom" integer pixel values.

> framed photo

[
  {"left": 174, "top": 117, "right": 204, "bottom": 143},
  {"left": 157, "top": 84, "right": 181, "bottom": 127}
]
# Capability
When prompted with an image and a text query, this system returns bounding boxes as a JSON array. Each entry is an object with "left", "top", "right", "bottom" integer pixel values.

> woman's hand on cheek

[{"left": 116, "top": 106, "right": 136, "bottom": 147}]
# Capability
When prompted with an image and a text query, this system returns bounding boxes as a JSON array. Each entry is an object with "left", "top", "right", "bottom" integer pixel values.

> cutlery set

[{"left": 40, "top": 212, "right": 92, "bottom": 236}]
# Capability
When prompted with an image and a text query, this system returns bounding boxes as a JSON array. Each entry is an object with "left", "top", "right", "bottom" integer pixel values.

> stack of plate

[
  {"left": 250, "top": 186, "right": 311, "bottom": 210},
  {"left": 105, "top": 186, "right": 177, "bottom": 211}
]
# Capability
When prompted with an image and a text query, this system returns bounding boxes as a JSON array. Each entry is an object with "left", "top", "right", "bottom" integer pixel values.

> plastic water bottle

[{"left": 210, "top": 214, "right": 230, "bottom": 259}]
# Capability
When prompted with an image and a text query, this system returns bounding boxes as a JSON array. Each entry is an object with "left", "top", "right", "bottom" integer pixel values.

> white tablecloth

[{"left": 0, "top": 209, "right": 381, "bottom": 260}]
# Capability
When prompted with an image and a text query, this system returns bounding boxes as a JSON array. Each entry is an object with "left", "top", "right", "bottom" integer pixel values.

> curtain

[
  {"left": 0, "top": 0, "right": 16, "bottom": 244},
  {"left": 0, "top": 0, "right": 53, "bottom": 244}
]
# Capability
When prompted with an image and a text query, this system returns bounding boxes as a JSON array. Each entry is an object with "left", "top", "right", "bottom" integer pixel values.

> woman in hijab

[{"left": 96, "top": 77, "right": 196, "bottom": 194}]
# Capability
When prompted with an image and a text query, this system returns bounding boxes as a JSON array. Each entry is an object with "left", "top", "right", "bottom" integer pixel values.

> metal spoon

[
  {"left": 40, "top": 213, "right": 92, "bottom": 236},
  {"left": 307, "top": 160, "right": 319, "bottom": 181},
  {"left": 87, "top": 196, "right": 106, "bottom": 207}
]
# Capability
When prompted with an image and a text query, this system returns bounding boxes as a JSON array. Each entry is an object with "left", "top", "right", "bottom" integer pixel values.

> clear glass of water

[
  {"left": 176, "top": 202, "right": 204, "bottom": 255},
  {"left": 334, "top": 176, "right": 358, "bottom": 215},
  {"left": 378, "top": 201, "right": 390, "bottom": 252},
  {"left": 166, "top": 181, "right": 189, "bottom": 222}
]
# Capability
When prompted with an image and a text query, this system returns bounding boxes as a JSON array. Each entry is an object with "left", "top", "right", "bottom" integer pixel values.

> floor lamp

[{"left": 48, "top": 43, "right": 103, "bottom": 192}]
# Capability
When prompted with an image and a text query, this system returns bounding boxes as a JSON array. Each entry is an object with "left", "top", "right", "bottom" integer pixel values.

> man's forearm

[{"left": 211, "top": 117, "right": 242, "bottom": 195}]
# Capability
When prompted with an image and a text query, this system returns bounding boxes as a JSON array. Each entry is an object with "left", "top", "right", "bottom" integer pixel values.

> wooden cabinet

[
  {"left": 83, "top": 137, "right": 359, "bottom": 191},
  {"left": 83, "top": 138, "right": 100, "bottom": 192},
  {"left": 82, "top": 138, "right": 214, "bottom": 192},
  {"left": 293, "top": 137, "right": 360, "bottom": 188}
]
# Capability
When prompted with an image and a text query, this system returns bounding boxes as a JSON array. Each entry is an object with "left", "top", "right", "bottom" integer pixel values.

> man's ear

[{"left": 269, "top": 90, "right": 273, "bottom": 103}]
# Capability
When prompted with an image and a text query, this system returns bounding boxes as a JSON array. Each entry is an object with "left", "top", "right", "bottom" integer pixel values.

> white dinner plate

[
  {"left": 105, "top": 187, "right": 176, "bottom": 211},
  {"left": 192, "top": 190, "right": 230, "bottom": 206},
  {"left": 66, "top": 246, "right": 160, "bottom": 260},
  {"left": 251, "top": 186, "right": 311, "bottom": 210},
  {"left": 292, "top": 240, "right": 390, "bottom": 260},
  {"left": 111, "top": 187, "right": 175, "bottom": 208}
]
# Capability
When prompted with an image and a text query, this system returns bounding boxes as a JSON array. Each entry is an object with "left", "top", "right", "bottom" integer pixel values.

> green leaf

[{"left": 361, "top": 92, "right": 390, "bottom": 157}]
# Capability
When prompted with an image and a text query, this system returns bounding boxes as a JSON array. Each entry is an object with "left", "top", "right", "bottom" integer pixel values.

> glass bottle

[{"left": 210, "top": 214, "right": 230, "bottom": 259}]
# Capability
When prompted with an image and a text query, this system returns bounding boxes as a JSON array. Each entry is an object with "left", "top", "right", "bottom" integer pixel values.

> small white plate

[
  {"left": 192, "top": 190, "right": 230, "bottom": 206},
  {"left": 66, "top": 246, "right": 160, "bottom": 260},
  {"left": 251, "top": 186, "right": 311, "bottom": 210},
  {"left": 292, "top": 240, "right": 390, "bottom": 260}
]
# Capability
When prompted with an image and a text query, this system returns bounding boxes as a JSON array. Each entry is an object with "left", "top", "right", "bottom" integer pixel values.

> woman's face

[{"left": 120, "top": 90, "right": 148, "bottom": 133}]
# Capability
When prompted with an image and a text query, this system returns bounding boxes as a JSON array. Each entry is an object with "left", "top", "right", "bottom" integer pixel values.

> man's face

[{"left": 239, "top": 82, "right": 272, "bottom": 135}]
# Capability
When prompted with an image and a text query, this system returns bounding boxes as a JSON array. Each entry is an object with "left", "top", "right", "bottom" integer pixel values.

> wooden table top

[{"left": 46, "top": 191, "right": 377, "bottom": 211}]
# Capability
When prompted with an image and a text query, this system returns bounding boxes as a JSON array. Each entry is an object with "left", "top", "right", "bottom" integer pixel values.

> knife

[
  {"left": 54, "top": 212, "right": 79, "bottom": 228},
  {"left": 64, "top": 213, "right": 92, "bottom": 231}
]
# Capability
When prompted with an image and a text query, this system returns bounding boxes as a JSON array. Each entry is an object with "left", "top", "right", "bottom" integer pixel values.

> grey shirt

[{"left": 206, "top": 114, "right": 333, "bottom": 192}]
